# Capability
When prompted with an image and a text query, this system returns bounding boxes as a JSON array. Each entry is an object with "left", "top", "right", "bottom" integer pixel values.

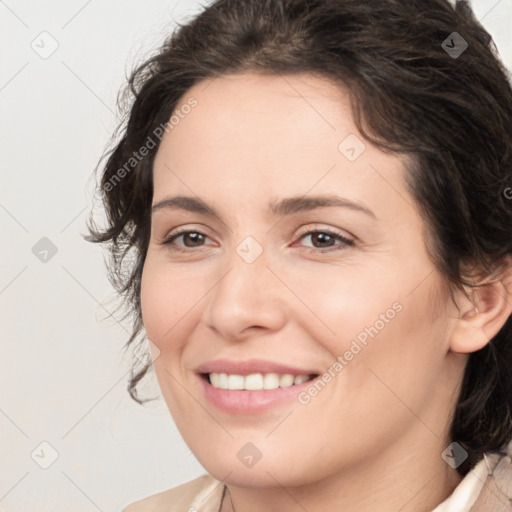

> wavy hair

[{"left": 86, "top": 0, "right": 512, "bottom": 476}]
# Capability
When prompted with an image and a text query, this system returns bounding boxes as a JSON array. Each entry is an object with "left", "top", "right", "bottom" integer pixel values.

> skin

[{"left": 140, "top": 72, "right": 512, "bottom": 512}]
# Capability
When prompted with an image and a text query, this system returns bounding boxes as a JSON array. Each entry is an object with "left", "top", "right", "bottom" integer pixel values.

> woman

[{"left": 86, "top": 0, "right": 512, "bottom": 510}]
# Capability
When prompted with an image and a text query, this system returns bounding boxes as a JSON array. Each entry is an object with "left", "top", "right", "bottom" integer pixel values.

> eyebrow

[{"left": 151, "top": 194, "right": 376, "bottom": 220}]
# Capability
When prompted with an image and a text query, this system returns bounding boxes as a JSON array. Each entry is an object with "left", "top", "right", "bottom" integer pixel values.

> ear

[{"left": 449, "top": 261, "right": 512, "bottom": 354}]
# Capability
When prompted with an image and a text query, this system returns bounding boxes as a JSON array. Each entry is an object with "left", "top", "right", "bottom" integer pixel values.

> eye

[
  {"left": 159, "top": 227, "right": 355, "bottom": 253},
  {"left": 160, "top": 229, "right": 211, "bottom": 251},
  {"left": 295, "top": 229, "right": 354, "bottom": 252}
]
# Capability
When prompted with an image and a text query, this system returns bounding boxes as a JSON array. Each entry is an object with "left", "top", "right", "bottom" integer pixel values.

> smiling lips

[
  {"left": 208, "top": 372, "right": 313, "bottom": 390},
  {"left": 195, "top": 358, "right": 320, "bottom": 413}
]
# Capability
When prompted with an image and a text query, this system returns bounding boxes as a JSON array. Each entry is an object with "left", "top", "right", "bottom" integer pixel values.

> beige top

[{"left": 123, "top": 448, "right": 512, "bottom": 512}]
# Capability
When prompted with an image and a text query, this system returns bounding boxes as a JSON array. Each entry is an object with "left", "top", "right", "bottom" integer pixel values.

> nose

[{"left": 203, "top": 242, "right": 289, "bottom": 342}]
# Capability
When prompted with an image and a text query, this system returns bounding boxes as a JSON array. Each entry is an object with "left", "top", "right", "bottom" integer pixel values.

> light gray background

[{"left": 1, "top": 1, "right": 511, "bottom": 511}]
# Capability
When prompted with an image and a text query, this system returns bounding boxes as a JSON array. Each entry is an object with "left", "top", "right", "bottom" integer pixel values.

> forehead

[
  {"left": 162, "top": 71, "right": 354, "bottom": 157},
  {"left": 152, "top": 71, "right": 412, "bottom": 219}
]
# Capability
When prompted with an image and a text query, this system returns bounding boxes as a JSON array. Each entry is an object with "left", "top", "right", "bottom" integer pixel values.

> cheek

[
  {"left": 140, "top": 259, "right": 201, "bottom": 353},
  {"left": 140, "top": 262, "right": 166, "bottom": 342},
  {"left": 283, "top": 260, "right": 404, "bottom": 353},
  {"left": 295, "top": 260, "right": 448, "bottom": 400}
]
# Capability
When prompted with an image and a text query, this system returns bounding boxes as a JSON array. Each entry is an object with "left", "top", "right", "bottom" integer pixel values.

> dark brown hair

[{"left": 86, "top": 0, "right": 512, "bottom": 476}]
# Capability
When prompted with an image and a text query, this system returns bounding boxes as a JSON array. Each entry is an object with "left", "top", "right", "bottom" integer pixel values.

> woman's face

[{"left": 141, "top": 72, "right": 464, "bottom": 487}]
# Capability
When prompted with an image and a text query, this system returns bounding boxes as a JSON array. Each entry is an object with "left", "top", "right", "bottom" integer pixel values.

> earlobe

[{"left": 449, "top": 275, "right": 512, "bottom": 354}]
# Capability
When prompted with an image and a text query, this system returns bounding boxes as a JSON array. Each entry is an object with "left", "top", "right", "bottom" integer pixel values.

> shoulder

[
  {"left": 122, "top": 473, "right": 224, "bottom": 512},
  {"left": 472, "top": 445, "right": 512, "bottom": 512}
]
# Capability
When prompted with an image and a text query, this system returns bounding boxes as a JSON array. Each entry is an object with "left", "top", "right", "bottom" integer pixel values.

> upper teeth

[{"left": 208, "top": 372, "right": 312, "bottom": 390}]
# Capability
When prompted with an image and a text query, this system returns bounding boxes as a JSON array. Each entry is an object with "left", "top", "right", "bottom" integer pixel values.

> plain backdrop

[{"left": 1, "top": 1, "right": 511, "bottom": 511}]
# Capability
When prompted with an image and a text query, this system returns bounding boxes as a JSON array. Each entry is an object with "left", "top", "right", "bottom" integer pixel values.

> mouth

[
  {"left": 200, "top": 372, "right": 318, "bottom": 390},
  {"left": 194, "top": 359, "right": 321, "bottom": 414},
  {"left": 195, "top": 359, "right": 320, "bottom": 415}
]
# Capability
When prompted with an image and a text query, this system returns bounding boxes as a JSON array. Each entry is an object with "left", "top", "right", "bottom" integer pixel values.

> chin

[{"left": 197, "top": 451, "right": 311, "bottom": 488}]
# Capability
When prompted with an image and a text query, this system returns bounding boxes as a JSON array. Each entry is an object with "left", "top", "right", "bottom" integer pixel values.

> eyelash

[{"left": 160, "top": 228, "right": 354, "bottom": 253}]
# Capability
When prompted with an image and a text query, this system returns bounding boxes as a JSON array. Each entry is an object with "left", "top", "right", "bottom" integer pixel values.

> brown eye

[
  {"left": 297, "top": 230, "right": 354, "bottom": 251},
  {"left": 162, "top": 230, "right": 210, "bottom": 250}
]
